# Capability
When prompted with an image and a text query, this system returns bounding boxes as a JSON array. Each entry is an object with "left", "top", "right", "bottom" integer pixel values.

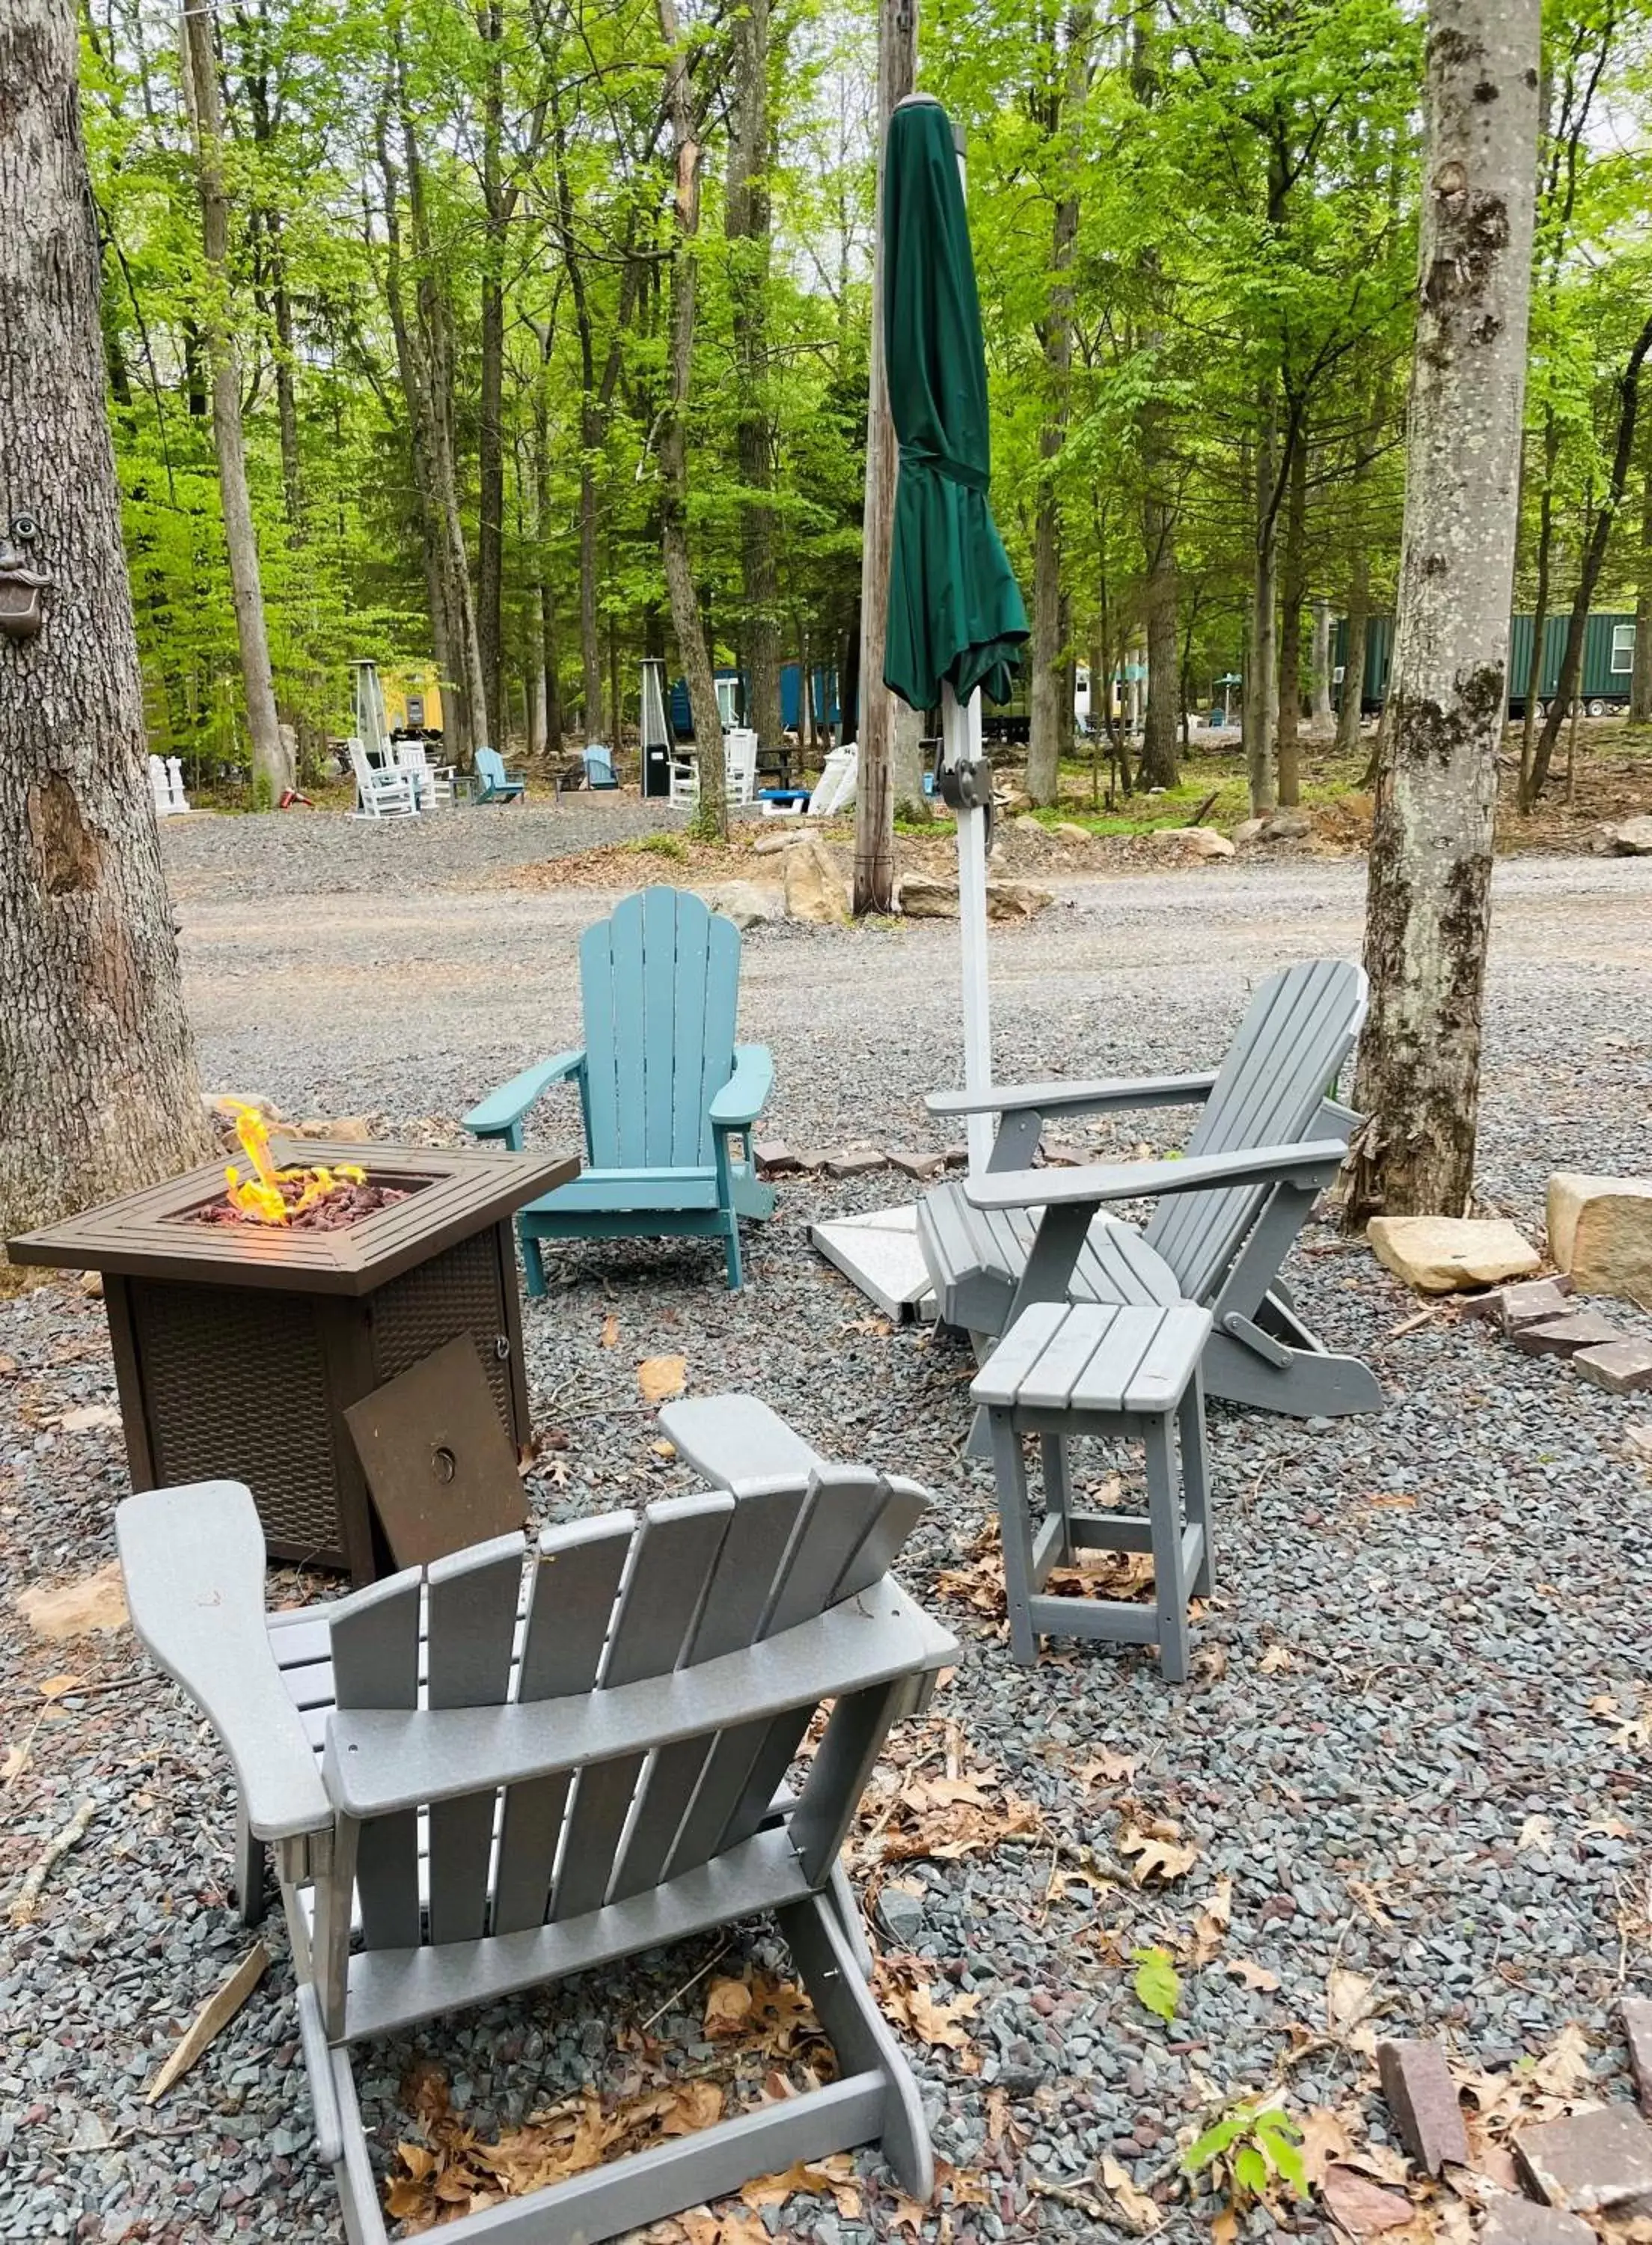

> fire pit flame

[{"left": 223, "top": 1102, "right": 367, "bottom": 1227}]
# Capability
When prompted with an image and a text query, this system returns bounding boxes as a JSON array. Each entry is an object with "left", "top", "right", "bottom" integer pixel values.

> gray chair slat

[
  {"left": 330, "top": 1570, "right": 422, "bottom": 1950},
  {"left": 1073, "top": 1304, "right": 1171, "bottom": 1412},
  {"left": 426, "top": 1536, "right": 527, "bottom": 1946},
  {"left": 608, "top": 1482, "right": 814, "bottom": 1905},
  {"left": 1013, "top": 1302, "right": 1120, "bottom": 1410},
  {"left": 492, "top": 1515, "right": 637, "bottom": 1938},
  {"left": 549, "top": 1493, "right": 735, "bottom": 1923},
  {"left": 710, "top": 1469, "right": 901, "bottom": 1861},
  {"left": 1082, "top": 1218, "right": 1179, "bottom": 1307},
  {"left": 973, "top": 1301, "right": 1065, "bottom": 1402}
]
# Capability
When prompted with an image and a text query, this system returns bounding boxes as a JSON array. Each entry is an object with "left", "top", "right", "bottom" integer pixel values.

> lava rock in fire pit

[{"left": 195, "top": 1178, "right": 411, "bottom": 1229}]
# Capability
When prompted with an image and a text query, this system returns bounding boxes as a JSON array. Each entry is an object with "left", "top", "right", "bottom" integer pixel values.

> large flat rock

[
  {"left": 1547, "top": 1172, "right": 1652, "bottom": 1307},
  {"left": 1367, "top": 1215, "right": 1540, "bottom": 1295}
]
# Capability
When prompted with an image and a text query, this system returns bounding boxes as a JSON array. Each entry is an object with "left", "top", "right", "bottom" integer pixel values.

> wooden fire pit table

[{"left": 8, "top": 1140, "right": 575, "bottom": 1583}]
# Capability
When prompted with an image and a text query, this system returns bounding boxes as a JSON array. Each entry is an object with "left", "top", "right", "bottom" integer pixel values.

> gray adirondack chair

[
  {"left": 464, "top": 887, "right": 775, "bottom": 1291},
  {"left": 918, "top": 957, "right": 1381, "bottom": 1420},
  {"left": 114, "top": 1444, "right": 954, "bottom": 2245}
]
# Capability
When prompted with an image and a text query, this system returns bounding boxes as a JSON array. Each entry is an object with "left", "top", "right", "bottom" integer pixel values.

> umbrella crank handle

[{"left": 937, "top": 751, "right": 995, "bottom": 853}]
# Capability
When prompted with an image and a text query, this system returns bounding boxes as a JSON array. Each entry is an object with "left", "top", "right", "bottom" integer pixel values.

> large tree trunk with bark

[
  {"left": 1, "top": 0, "right": 212, "bottom": 1244},
  {"left": 1347, "top": 0, "right": 1540, "bottom": 1224},
  {"left": 853, "top": 0, "right": 917, "bottom": 910},
  {"left": 181, "top": 0, "right": 290, "bottom": 803},
  {"left": 1528, "top": 310, "right": 1652, "bottom": 797},
  {"left": 1632, "top": 465, "right": 1652, "bottom": 724},
  {"left": 657, "top": 0, "right": 725, "bottom": 835},
  {"left": 726, "top": 0, "right": 783, "bottom": 760}
]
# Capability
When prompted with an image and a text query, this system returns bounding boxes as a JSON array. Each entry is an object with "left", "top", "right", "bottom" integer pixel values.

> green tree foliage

[{"left": 79, "top": 0, "right": 1652, "bottom": 804}]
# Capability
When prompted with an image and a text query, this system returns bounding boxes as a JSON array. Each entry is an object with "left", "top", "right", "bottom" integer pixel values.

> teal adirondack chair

[
  {"left": 464, "top": 888, "right": 776, "bottom": 1289},
  {"left": 471, "top": 745, "right": 527, "bottom": 803}
]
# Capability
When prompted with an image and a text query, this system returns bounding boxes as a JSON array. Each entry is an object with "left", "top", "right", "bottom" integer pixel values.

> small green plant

[
  {"left": 627, "top": 831, "right": 688, "bottom": 861},
  {"left": 251, "top": 769, "right": 275, "bottom": 813},
  {"left": 1131, "top": 1945, "right": 1181, "bottom": 2023},
  {"left": 1182, "top": 2101, "right": 1306, "bottom": 2207}
]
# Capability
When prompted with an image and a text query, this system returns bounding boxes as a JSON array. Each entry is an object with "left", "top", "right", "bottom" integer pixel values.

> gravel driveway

[{"left": 3, "top": 808, "right": 1650, "bottom": 2244}]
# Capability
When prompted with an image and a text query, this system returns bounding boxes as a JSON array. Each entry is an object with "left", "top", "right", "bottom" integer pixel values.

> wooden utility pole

[
  {"left": 1, "top": 0, "right": 212, "bottom": 1244},
  {"left": 853, "top": 0, "right": 917, "bottom": 914},
  {"left": 1347, "top": 0, "right": 1541, "bottom": 1221},
  {"left": 180, "top": 0, "right": 290, "bottom": 802}
]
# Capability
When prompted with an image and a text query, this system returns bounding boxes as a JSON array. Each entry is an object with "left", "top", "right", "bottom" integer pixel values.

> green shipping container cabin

[{"left": 1333, "top": 613, "right": 1637, "bottom": 717}]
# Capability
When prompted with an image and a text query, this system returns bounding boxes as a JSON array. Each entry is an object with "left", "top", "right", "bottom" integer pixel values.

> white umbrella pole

[{"left": 943, "top": 679, "right": 994, "bottom": 1174}]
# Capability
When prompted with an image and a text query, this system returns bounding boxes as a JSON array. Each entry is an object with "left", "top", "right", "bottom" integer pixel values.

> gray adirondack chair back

[
  {"left": 1139, "top": 957, "right": 1364, "bottom": 1301},
  {"left": 328, "top": 1465, "right": 922, "bottom": 1964},
  {"left": 579, "top": 888, "right": 741, "bottom": 1176}
]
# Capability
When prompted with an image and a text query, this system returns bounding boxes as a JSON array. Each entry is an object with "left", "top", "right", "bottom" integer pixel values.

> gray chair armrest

[
  {"left": 926, "top": 1069, "right": 1220, "bottom": 1120},
  {"left": 115, "top": 1482, "right": 330, "bottom": 1842},
  {"left": 964, "top": 1137, "right": 1350, "bottom": 1212}
]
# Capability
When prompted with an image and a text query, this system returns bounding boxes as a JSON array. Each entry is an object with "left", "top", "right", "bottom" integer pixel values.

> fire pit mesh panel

[
  {"left": 368, "top": 1233, "right": 513, "bottom": 1432},
  {"left": 132, "top": 1280, "right": 342, "bottom": 1561}
]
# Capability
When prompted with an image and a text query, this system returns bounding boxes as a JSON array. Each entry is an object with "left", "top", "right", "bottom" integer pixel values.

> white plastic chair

[
  {"left": 394, "top": 740, "right": 456, "bottom": 810},
  {"left": 808, "top": 742, "right": 857, "bottom": 816},
  {"left": 347, "top": 736, "right": 418, "bottom": 819}
]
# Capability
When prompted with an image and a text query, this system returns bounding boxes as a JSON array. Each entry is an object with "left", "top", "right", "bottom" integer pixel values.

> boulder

[
  {"left": 783, "top": 837, "right": 850, "bottom": 924},
  {"left": 752, "top": 831, "right": 801, "bottom": 856},
  {"left": 1012, "top": 813, "right": 1045, "bottom": 834},
  {"left": 1259, "top": 808, "right": 1313, "bottom": 842},
  {"left": 207, "top": 1092, "right": 281, "bottom": 1121},
  {"left": 1232, "top": 818, "right": 1267, "bottom": 846},
  {"left": 290, "top": 1114, "right": 377, "bottom": 1143},
  {"left": 985, "top": 879, "right": 1053, "bottom": 921},
  {"left": 703, "top": 879, "right": 780, "bottom": 931},
  {"left": 1367, "top": 1215, "right": 1541, "bottom": 1294},
  {"left": 1053, "top": 822, "right": 1092, "bottom": 844},
  {"left": 897, "top": 874, "right": 960, "bottom": 920},
  {"left": 1610, "top": 814, "right": 1652, "bottom": 855},
  {"left": 1151, "top": 825, "right": 1235, "bottom": 860},
  {"left": 1547, "top": 1172, "right": 1652, "bottom": 1306},
  {"left": 997, "top": 789, "right": 1032, "bottom": 814}
]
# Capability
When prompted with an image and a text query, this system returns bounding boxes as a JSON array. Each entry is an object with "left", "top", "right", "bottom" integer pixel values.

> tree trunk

[
  {"left": 1517, "top": 408, "right": 1558, "bottom": 806},
  {"left": 726, "top": 0, "right": 783, "bottom": 759},
  {"left": 181, "top": 0, "right": 289, "bottom": 803},
  {"left": 1134, "top": 7, "right": 1178, "bottom": 792},
  {"left": 1632, "top": 465, "right": 1652, "bottom": 724},
  {"left": 1245, "top": 379, "right": 1279, "bottom": 816},
  {"left": 1275, "top": 424, "right": 1307, "bottom": 804},
  {"left": 1336, "top": 550, "right": 1369, "bottom": 755},
  {"left": 1310, "top": 597, "right": 1333, "bottom": 727},
  {"left": 1347, "top": 0, "right": 1541, "bottom": 1224},
  {"left": 1529, "top": 309, "right": 1652, "bottom": 796},
  {"left": 853, "top": 0, "right": 917, "bottom": 911},
  {"left": 1, "top": 0, "right": 212, "bottom": 1242},
  {"left": 477, "top": 0, "right": 506, "bottom": 748},
  {"left": 657, "top": 0, "right": 725, "bottom": 836}
]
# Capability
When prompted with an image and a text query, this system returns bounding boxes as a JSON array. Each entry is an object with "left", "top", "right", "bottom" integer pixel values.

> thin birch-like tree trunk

[
  {"left": 1, "top": 0, "right": 212, "bottom": 1242},
  {"left": 1347, "top": 0, "right": 1541, "bottom": 1222},
  {"left": 181, "top": 0, "right": 290, "bottom": 801}
]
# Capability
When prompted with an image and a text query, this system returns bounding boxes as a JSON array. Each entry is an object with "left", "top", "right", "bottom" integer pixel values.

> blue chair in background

[
  {"left": 463, "top": 888, "right": 776, "bottom": 1290},
  {"left": 471, "top": 745, "right": 527, "bottom": 803}
]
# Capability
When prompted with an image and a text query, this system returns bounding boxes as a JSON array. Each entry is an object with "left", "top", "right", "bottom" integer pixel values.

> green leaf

[
  {"left": 1181, "top": 2110, "right": 1249, "bottom": 2173},
  {"left": 1257, "top": 2111, "right": 1307, "bottom": 2194},
  {"left": 1233, "top": 2143, "right": 1269, "bottom": 2198},
  {"left": 1131, "top": 1944, "right": 1181, "bottom": 2023}
]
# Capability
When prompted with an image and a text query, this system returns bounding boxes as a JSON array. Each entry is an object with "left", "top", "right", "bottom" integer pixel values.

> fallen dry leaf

[
  {"left": 1212, "top": 2208, "right": 1240, "bottom": 2245},
  {"left": 1298, "top": 2108, "right": 1356, "bottom": 2188},
  {"left": 1191, "top": 1875, "right": 1233, "bottom": 1964},
  {"left": 1517, "top": 1814, "right": 1554, "bottom": 1854},
  {"left": 638, "top": 1355, "right": 687, "bottom": 1404},
  {"left": 1319, "top": 2163, "right": 1414, "bottom": 2235},
  {"left": 740, "top": 2151, "right": 861, "bottom": 2217},
  {"left": 600, "top": 1313, "right": 620, "bottom": 1348},
  {"left": 37, "top": 1673, "right": 85, "bottom": 1700},
  {"left": 1258, "top": 1642, "right": 1296, "bottom": 1674},
  {"left": 1228, "top": 1957, "right": 1282, "bottom": 1993},
  {"left": 57, "top": 1403, "right": 121, "bottom": 1432},
  {"left": 703, "top": 1979, "right": 753, "bottom": 2038},
  {"left": 1099, "top": 2153, "right": 1164, "bottom": 2233},
  {"left": 16, "top": 1563, "right": 129, "bottom": 1642},
  {"left": 1076, "top": 1748, "right": 1137, "bottom": 1789},
  {"left": 1327, "top": 1967, "right": 1384, "bottom": 2046},
  {"left": 877, "top": 1960, "right": 981, "bottom": 2051},
  {"left": 1118, "top": 1824, "right": 1199, "bottom": 1884}
]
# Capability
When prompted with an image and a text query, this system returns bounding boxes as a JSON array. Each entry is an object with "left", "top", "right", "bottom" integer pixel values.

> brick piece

[
  {"left": 753, "top": 1140, "right": 801, "bottom": 1176},
  {"left": 1623, "top": 2000, "right": 1652, "bottom": 2118},
  {"left": 1573, "top": 1341, "right": 1652, "bottom": 1396},
  {"left": 1516, "top": 2104, "right": 1652, "bottom": 2216},
  {"left": 1512, "top": 1310, "right": 1625, "bottom": 1359},
  {"left": 887, "top": 1149, "right": 944, "bottom": 1182},
  {"left": 825, "top": 1149, "right": 888, "bottom": 1178},
  {"left": 1480, "top": 2196, "right": 1597, "bottom": 2245},
  {"left": 1377, "top": 2038, "right": 1470, "bottom": 2175},
  {"left": 942, "top": 1144, "right": 970, "bottom": 1170},
  {"left": 1497, "top": 1277, "right": 1575, "bottom": 1331}
]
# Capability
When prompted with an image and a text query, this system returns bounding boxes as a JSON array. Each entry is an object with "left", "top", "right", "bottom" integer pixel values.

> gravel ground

[{"left": 3, "top": 804, "right": 1651, "bottom": 2244}]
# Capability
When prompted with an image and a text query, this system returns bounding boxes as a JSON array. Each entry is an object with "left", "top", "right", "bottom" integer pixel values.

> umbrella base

[{"left": 812, "top": 1205, "right": 937, "bottom": 1322}]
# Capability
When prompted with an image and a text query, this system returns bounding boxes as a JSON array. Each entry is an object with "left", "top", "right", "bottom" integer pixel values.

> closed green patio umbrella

[{"left": 882, "top": 95, "right": 1027, "bottom": 713}]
